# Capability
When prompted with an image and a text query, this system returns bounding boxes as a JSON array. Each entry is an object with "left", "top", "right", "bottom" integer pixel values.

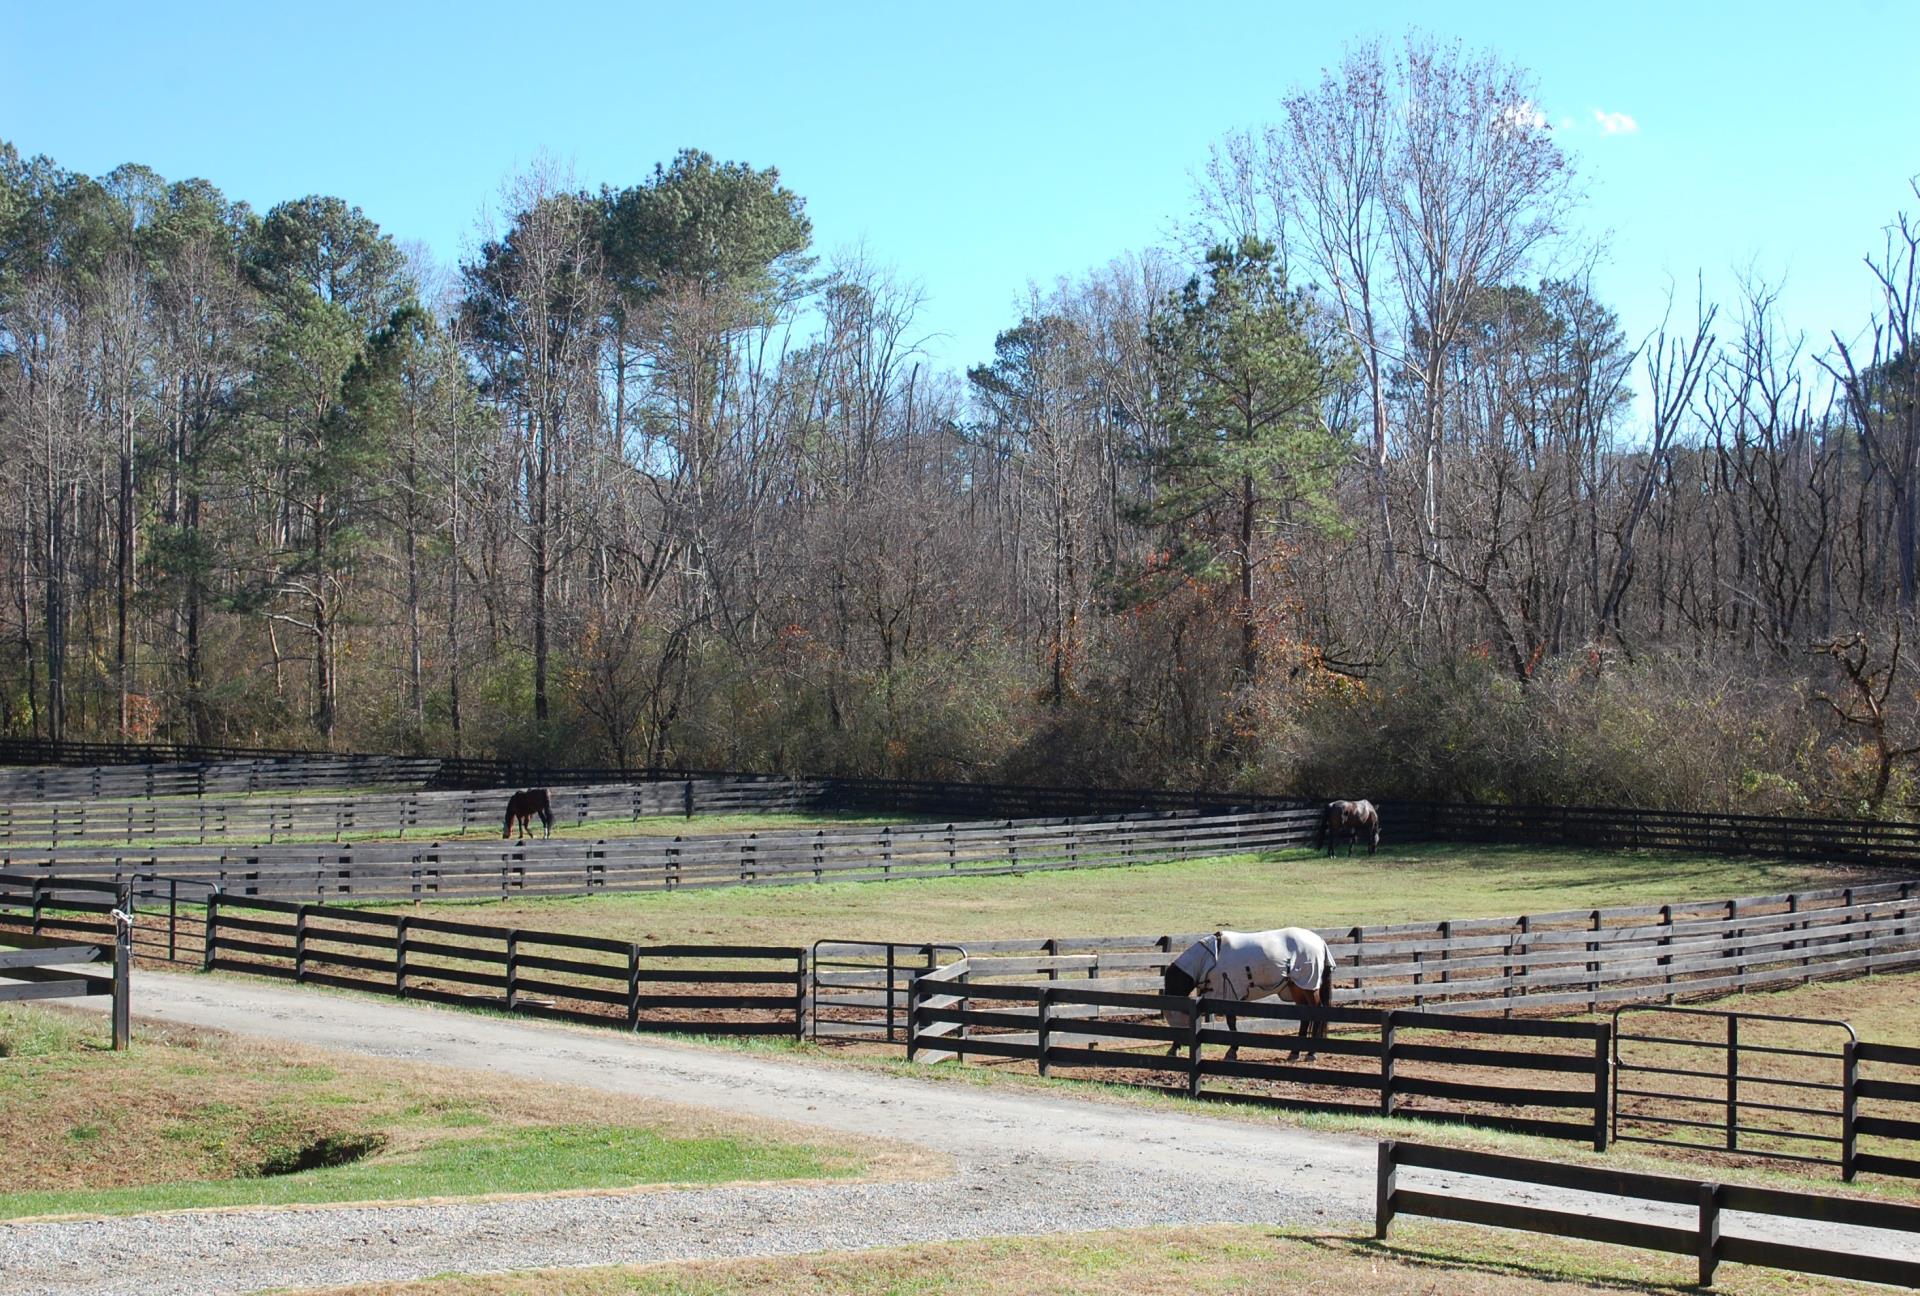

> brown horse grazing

[
  {"left": 502, "top": 788, "right": 554, "bottom": 839},
  {"left": 1323, "top": 799, "right": 1380, "bottom": 856}
]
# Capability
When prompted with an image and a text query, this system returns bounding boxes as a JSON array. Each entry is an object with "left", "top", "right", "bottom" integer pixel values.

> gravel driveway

[{"left": 7, "top": 972, "right": 1919, "bottom": 1295}]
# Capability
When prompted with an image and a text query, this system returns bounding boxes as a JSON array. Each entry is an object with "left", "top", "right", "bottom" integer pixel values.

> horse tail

[
  {"left": 502, "top": 799, "right": 516, "bottom": 838},
  {"left": 538, "top": 789, "right": 554, "bottom": 830}
]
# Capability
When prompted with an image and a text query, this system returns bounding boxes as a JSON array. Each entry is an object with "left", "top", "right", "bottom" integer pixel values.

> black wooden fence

[
  {"left": 202, "top": 894, "right": 809, "bottom": 1038},
  {"left": 0, "top": 873, "right": 130, "bottom": 1047},
  {"left": 0, "top": 755, "right": 445, "bottom": 801},
  {"left": 0, "top": 807, "right": 1322, "bottom": 909},
  {"left": 819, "top": 879, "right": 1920, "bottom": 1043},
  {"left": 1411, "top": 800, "right": 1920, "bottom": 869},
  {"left": 907, "top": 966, "right": 1611, "bottom": 1147},
  {"left": 1377, "top": 1140, "right": 1920, "bottom": 1288},
  {"left": 1611, "top": 1005, "right": 1858, "bottom": 1170},
  {"left": 0, "top": 781, "right": 732, "bottom": 847}
]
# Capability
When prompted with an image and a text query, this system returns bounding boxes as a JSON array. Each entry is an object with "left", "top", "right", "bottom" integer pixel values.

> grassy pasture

[
  {"left": 299, "top": 1221, "right": 1873, "bottom": 1295},
  {"left": 365, "top": 841, "right": 1869, "bottom": 948},
  {"left": 0, "top": 1004, "right": 919, "bottom": 1219}
]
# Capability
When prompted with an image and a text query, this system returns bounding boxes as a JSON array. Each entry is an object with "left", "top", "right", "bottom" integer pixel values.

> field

[
  {"left": 300, "top": 1222, "right": 1867, "bottom": 1295},
  {"left": 0, "top": 1003, "right": 923, "bottom": 1220},
  {"left": 362, "top": 840, "right": 1870, "bottom": 947},
  {"left": 15, "top": 795, "right": 1918, "bottom": 1293}
]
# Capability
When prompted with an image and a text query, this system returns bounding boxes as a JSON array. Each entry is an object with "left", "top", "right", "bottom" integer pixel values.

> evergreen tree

[{"left": 1143, "top": 238, "right": 1348, "bottom": 682}]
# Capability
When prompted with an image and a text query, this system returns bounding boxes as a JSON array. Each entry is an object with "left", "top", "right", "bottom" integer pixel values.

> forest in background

[{"left": 4, "top": 35, "right": 1920, "bottom": 816}]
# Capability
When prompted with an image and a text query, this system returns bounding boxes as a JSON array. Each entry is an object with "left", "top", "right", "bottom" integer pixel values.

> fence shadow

[{"left": 1298, "top": 1233, "right": 1696, "bottom": 1294}]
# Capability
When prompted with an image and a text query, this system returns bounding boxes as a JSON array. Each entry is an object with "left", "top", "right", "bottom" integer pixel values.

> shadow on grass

[{"left": 1301, "top": 1233, "right": 1695, "bottom": 1293}]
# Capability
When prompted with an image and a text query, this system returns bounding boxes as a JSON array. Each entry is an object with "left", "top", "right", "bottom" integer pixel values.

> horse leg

[
  {"left": 1226, "top": 1011, "right": 1239, "bottom": 1062},
  {"left": 1296, "top": 990, "right": 1317, "bottom": 1062}
]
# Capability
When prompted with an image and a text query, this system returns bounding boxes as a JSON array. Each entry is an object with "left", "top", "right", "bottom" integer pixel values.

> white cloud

[
  {"left": 1499, "top": 100, "right": 1549, "bottom": 133},
  {"left": 1593, "top": 109, "right": 1640, "bottom": 136}
]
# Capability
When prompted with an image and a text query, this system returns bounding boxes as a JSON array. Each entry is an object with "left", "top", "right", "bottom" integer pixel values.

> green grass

[
  {"left": 0, "top": 1003, "right": 86, "bottom": 1061},
  {"left": 373, "top": 841, "right": 1864, "bottom": 947},
  {"left": 0, "top": 1002, "right": 885, "bottom": 1220},
  {"left": 0, "top": 1123, "right": 844, "bottom": 1219}
]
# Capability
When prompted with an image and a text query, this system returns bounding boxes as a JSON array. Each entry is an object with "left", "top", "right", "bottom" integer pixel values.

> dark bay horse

[
  {"left": 1162, "top": 928, "right": 1335, "bottom": 1061},
  {"left": 1323, "top": 799, "right": 1380, "bottom": 856},
  {"left": 502, "top": 788, "right": 554, "bottom": 839}
]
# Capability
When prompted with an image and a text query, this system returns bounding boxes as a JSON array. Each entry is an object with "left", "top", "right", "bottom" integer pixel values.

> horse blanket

[{"left": 1163, "top": 927, "right": 1334, "bottom": 1030}]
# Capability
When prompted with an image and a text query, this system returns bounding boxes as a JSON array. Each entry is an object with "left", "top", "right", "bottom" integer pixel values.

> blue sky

[{"left": 5, "top": 0, "right": 1917, "bottom": 388}]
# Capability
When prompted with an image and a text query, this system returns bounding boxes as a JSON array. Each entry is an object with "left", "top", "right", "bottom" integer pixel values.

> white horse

[{"left": 1162, "top": 927, "right": 1335, "bottom": 1061}]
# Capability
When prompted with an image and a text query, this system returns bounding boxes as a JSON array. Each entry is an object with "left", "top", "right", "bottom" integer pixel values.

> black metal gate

[
  {"left": 810, "top": 940, "right": 966, "bottom": 1043},
  {"left": 1612, "top": 1006, "right": 1856, "bottom": 1168}
]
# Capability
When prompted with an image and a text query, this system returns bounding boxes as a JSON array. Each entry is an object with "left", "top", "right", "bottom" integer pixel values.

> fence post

[
  {"left": 505, "top": 932, "right": 520, "bottom": 1010},
  {"left": 1511, "top": 915, "right": 1530, "bottom": 1018},
  {"left": 1036, "top": 986, "right": 1053, "bottom": 1077},
  {"left": 1593, "top": 1025, "right": 1610, "bottom": 1152},
  {"left": 1843, "top": 1039, "right": 1860, "bottom": 1182},
  {"left": 167, "top": 879, "right": 178, "bottom": 963},
  {"left": 906, "top": 973, "right": 921, "bottom": 1062},
  {"left": 111, "top": 885, "right": 131, "bottom": 1051},
  {"left": 1187, "top": 1005, "right": 1204, "bottom": 1098},
  {"left": 1697, "top": 1182, "right": 1722, "bottom": 1288},
  {"left": 794, "top": 949, "right": 810, "bottom": 1042},
  {"left": 626, "top": 944, "right": 643, "bottom": 1030},
  {"left": 294, "top": 905, "right": 309, "bottom": 983},
  {"left": 1587, "top": 910, "right": 1602, "bottom": 1014},
  {"left": 1660, "top": 905, "right": 1675, "bottom": 1002},
  {"left": 203, "top": 891, "right": 220, "bottom": 972},
  {"left": 1375, "top": 1141, "right": 1398, "bottom": 1239},
  {"left": 1381, "top": 1011, "right": 1398, "bottom": 1117},
  {"left": 958, "top": 963, "right": 971, "bottom": 1044},
  {"left": 1726, "top": 1014, "right": 1740, "bottom": 1152},
  {"left": 395, "top": 916, "right": 410, "bottom": 998}
]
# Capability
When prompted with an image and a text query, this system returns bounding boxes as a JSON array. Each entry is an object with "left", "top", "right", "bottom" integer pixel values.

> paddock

[{"left": 15, "top": 753, "right": 1920, "bottom": 1291}]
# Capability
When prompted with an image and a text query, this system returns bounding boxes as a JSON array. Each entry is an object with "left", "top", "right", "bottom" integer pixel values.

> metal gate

[
  {"left": 1612, "top": 1006, "right": 1856, "bottom": 1168},
  {"left": 810, "top": 941, "right": 966, "bottom": 1044}
]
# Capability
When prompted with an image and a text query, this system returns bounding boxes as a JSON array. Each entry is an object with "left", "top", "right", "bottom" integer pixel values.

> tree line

[{"left": 4, "top": 35, "right": 1919, "bottom": 815}]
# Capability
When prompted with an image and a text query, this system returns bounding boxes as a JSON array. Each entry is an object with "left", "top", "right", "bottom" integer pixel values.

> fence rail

[
  {"left": 908, "top": 967, "right": 1610, "bottom": 1146},
  {"left": 1377, "top": 1140, "right": 1920, "bottom": 1288},
  {"left": 852, "top": 878, "right": 1920, "bottom": 1037},
  {"left": 1611, "top": 1006, "right": 1857, "bottom": 1170},
  {"left": 0, "top": 781, "right": 755, "bottom": 847},
  {"left": 0, "top": 755, "right": 446, "bottom": 801},
  {"left": 203, "top": 895, "right": 809, "bottom": 1038},
  {"left": 0, "top": 807, "right": 1323, "bottom": 908},
  {"left": 24, "top": 736, "right": 1920, "bottom": 861},
  {"left": 0, "top": 873, "right": 130, "bottom": 1047}
]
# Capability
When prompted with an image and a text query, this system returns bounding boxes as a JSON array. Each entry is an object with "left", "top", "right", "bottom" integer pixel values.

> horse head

[{"left": 1162, "top": 935, "right": 1219, "bottom": 1032}]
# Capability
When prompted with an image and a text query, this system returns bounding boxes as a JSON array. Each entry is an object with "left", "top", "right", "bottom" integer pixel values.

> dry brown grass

[{"left": 297, "top": 1222, "right": 1880, "bottom": 1295}]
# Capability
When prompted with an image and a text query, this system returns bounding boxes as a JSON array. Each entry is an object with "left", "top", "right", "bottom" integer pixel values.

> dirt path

[{"left": 6, "top": 971, "right": 1917, "bottom": 1295}]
